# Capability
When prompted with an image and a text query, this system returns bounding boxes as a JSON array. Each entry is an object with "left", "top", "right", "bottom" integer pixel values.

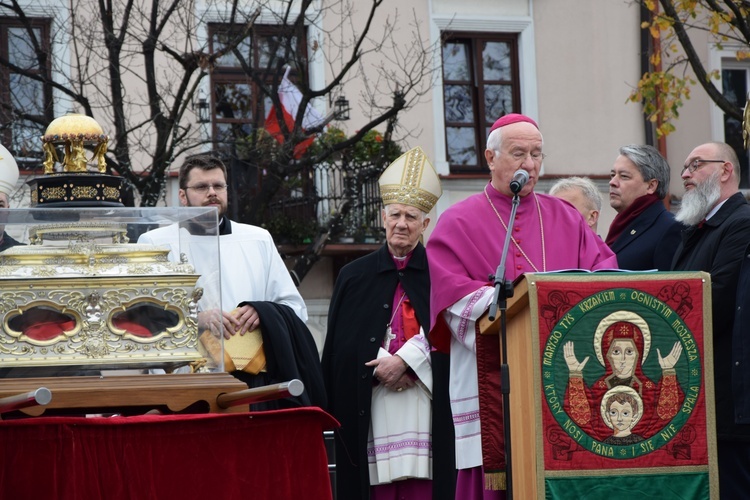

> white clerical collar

[{"left": 705, "top": 198, "right": 729, "bottom": 221}]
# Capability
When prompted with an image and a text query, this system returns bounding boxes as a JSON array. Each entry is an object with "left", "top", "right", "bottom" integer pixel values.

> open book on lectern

[{"left": 534, "top": 267, "right": 657, "bottom": 274}]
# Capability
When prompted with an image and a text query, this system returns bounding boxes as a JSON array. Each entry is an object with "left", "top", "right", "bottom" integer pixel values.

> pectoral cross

[{"left": 383, "top": 326, "right": 396, "bottom": 351}]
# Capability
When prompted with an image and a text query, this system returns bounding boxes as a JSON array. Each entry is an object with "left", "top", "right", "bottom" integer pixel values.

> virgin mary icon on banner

[
  {"left": 563, "top": 311, "right": 684, "bottom": 442},
  {"left": 505, "top": 273, "right": 716, "bottom": 497},
  {"left": 537, "top": 280, "right": 705, "bottom": 467}
]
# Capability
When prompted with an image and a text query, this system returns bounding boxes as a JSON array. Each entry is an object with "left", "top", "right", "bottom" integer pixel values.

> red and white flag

[{"left": 265, "top": 67, "right": 325, "bottom": 158}]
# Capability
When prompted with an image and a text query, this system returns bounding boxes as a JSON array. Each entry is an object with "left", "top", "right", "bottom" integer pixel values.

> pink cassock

[
  {"left": 425, "top": 182, "right": 617, "bottom": 496},
  {"left": 428, "top": 182, "right": 617, "bottom": 350}
]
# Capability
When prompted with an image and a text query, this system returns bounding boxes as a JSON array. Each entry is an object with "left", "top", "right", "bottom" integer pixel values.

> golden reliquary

[
  {"left": 0, "top": 207, "right": 223, "bottom": 375},
  {"left": 0, "top": 114, "right": 225, "bottom": 377}
]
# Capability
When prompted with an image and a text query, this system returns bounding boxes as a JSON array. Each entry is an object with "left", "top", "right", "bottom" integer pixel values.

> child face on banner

[{"left": 608, "top": 400, "right": 635, "bottom": 434}]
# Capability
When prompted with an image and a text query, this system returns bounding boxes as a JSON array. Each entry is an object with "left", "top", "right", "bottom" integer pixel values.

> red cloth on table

[{"left": 0, "top": 408, "right": 338, "bottom": 500}]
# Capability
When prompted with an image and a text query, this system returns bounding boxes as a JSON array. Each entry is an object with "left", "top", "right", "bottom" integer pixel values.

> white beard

[{"left": 675, "top": 170, "right": 721, "bottom": 226}]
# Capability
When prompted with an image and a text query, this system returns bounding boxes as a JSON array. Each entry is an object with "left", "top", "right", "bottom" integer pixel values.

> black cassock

[{"left": 323, "top": 243, "right": 455, "bottom": 500}]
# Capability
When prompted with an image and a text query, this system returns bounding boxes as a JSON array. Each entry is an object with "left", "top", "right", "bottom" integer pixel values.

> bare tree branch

[
  {"left": 658, "top": 0, "right": 742, "bottom": 121},
  {"left": 1, "top": 0, "right": 441, "bottom": 220}
]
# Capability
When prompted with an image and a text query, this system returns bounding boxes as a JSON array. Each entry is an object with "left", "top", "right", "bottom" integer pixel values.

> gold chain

[{"left": 483, "top": 185, "right": 547, "bottom": 272}]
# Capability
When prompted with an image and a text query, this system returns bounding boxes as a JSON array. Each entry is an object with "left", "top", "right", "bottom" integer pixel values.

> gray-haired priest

[
  {"left": 323, "top": 146, "right": 454, "bottom": 499},
  {"left": 427, "top": 114, "right": 617, "bottom": 498}
]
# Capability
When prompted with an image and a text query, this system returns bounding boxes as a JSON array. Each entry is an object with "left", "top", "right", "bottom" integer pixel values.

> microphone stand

[{"left": 487, "top": 191, "right": 521, "bottom": 500}]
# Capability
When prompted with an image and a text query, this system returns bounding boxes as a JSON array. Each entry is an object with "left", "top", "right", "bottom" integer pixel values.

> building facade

[{"left": 1, "top": 0, "right": 747, "bottom": 350}]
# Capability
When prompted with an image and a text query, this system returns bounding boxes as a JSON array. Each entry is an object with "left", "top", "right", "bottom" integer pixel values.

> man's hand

[
  {"left": 365, "top": 355, "right": 413, "bottom": 391},
  {"left": 198, "top": 305, "right": 260, "bottom": 339},
  {"left": 229, "top": 304, "right": 260, "bottom": 336},
  {"left": 197, "top": 309, "right": 223, "bottom": 335}
]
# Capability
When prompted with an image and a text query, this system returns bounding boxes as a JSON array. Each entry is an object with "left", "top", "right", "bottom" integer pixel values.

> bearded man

[
  {"left": 138, "top": 154, "right": 324, "bottom": 409},
  {"left": 670, "top": 141, "right": 750, "bottom": 498}
]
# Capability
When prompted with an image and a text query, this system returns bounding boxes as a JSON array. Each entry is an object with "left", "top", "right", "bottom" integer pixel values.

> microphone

[{"left": 509, "top": 169, "right": 530, "bottom": 194}]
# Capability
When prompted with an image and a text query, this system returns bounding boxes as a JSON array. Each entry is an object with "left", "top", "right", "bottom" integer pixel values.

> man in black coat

[
  {"left": 605, "top": 144, "right": 683, "bottom": 270},
  {"left": 323, "top": 146, "right": 454, "bottom": 499},
  {"left": 671, "top": 141, "right": 750, "bottom": 498}
]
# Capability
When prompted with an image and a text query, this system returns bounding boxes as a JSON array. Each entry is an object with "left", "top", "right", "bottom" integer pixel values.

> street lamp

[
  {"left": 194, "top": 91, "right": 210, "bottom": 124},
  {"left": 333, "top": 95, "right": 350, "bottom": 121}
]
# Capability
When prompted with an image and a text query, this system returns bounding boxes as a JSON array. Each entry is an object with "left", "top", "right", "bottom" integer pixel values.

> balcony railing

[{"left": 264, "top": 158, "right": 386, "bottom": 246}]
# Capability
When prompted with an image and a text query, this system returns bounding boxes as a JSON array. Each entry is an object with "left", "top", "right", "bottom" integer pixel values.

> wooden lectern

[
  {"left": 478, "top": 276, "right": 537, "bottom": 497},
  {"left": 478, "top": 272, "right": 718, "bottom": 499}
]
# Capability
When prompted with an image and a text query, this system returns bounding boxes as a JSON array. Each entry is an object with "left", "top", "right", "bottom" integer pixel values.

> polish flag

[{"left": 265, "top": 68, "right": 325, "bottom": 158}]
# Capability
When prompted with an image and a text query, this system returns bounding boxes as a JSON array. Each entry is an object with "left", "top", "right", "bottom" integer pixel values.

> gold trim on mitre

[{"left": 378, "top": 146, "right": 442, "bottom": 213}]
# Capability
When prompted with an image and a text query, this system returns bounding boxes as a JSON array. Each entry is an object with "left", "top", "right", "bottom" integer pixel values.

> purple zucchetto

[{"left": 489, "top": 113, "right": 539, "bottom": 134}]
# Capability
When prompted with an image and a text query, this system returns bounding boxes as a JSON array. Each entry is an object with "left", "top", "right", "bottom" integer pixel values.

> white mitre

[
  {"left": 378, "top": 146, "right": 442, "bottom": 212},
  {"left": 0, "top": 144, "right": 19, "bottom": 196}
]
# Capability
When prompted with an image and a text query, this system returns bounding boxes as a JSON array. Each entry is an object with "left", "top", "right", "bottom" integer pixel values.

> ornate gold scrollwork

[{"left": 4, "top": 300, "right": 81, "bottom": 345}]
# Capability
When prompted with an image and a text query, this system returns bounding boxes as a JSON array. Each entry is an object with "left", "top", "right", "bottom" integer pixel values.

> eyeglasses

[
  {"left": 184, "top": 183, "right": 228, "bottom": 194},
  {"left": 506, "top": 151, "right": 546, "bottom": 164},
  {"left": 680, "top": 159, "right": 725, "bottom": 175}
]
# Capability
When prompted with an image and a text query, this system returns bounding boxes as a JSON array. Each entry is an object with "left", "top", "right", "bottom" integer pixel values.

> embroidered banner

[{"left": 529, "top": 272, "right": 717, "bottom": 499}]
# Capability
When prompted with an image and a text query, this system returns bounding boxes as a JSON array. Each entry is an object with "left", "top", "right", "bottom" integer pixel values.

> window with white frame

[{"left": 441, "top": 32, "right": 521, "bottom": 174}]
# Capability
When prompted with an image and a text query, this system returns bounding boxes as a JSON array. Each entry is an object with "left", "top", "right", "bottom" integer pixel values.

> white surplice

[
  {"left": 442, "top": 286, "right": 494, "bottom": 470},
  {"left": 367, "top": 335, "right": 433, "bottom": 485},
  {"left": 138, "top": 220, "right": 307, "bottom": 321}
]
